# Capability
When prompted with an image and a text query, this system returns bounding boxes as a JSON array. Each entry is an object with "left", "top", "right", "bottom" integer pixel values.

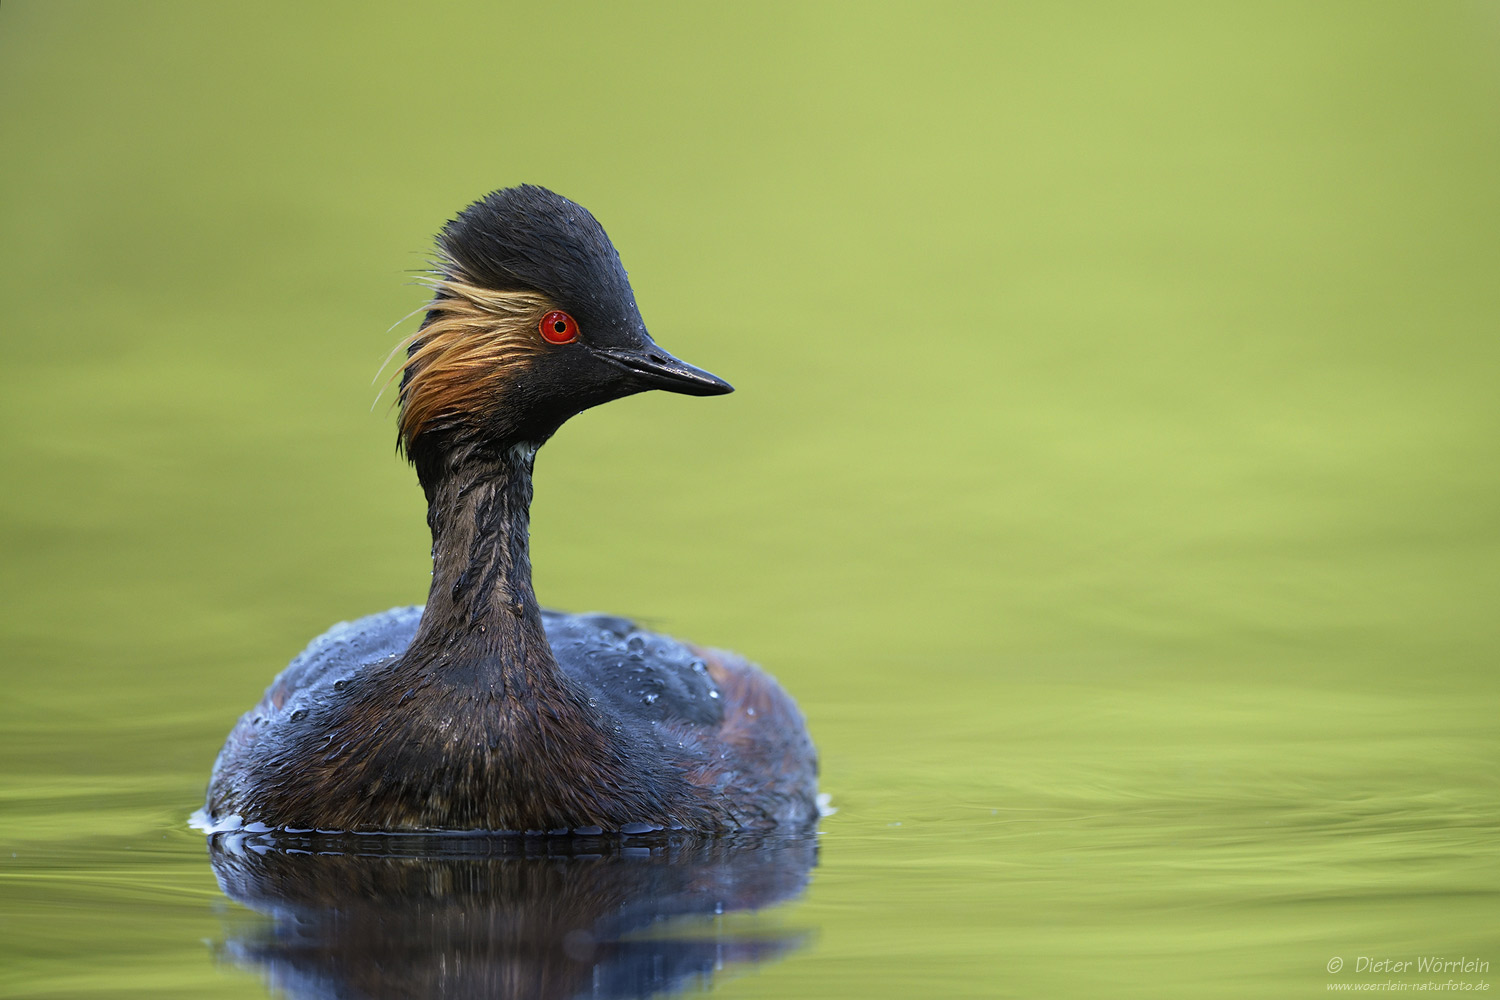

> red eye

[{"left": 539, "top": 310, "right": 579, "bottom": 344}]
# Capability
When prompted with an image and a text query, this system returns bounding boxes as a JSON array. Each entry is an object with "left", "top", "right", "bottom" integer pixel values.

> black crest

[{"left": 438, "top": 185, "right": 646, "bottom": 345}]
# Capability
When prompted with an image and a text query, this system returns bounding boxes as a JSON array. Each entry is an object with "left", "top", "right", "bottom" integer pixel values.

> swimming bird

[{"left": 201, "top": 185, "right": 818, "bottom": 835}]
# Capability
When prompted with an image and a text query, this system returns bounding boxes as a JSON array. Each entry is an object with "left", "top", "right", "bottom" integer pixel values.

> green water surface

[{"left": 2, "top": 3, "right": 1497, "bottom": 997}]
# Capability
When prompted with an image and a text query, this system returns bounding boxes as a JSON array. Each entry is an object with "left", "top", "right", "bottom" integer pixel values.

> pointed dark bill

[{"left": 596, "top": 344, "right": 733, "bottom": 396}]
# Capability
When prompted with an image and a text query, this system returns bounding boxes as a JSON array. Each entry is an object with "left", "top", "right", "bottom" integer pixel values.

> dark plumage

[
  {"left": 440, "top": 185, "right": 646, "bottom": 346},
  {"left": 201, "top": 186, "right": 819, "bottom": 835}
]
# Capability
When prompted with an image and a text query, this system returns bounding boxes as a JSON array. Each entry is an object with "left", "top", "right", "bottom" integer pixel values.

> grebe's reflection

[{"left": 208, "top": 831, "right": 817, "bottom": 999}]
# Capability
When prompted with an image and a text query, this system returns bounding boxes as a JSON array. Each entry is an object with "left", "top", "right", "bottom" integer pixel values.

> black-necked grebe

[{"left": 202, "top": 185, "right": 818, "bottom": 834}]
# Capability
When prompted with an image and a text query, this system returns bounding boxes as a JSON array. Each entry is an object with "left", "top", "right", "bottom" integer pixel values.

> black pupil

[{"left": 554, "top": 321, "right": 567, "bottom": 333}]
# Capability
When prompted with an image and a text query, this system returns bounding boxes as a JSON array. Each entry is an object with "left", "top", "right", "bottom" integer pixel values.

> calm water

[{"left": 2, "top": 4, "right": 1497, "bottom": 997}]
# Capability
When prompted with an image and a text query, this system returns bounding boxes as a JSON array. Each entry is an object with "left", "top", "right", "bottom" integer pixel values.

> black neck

[{"left": 407, "top": 440, "right": 559, "bottom": 691}]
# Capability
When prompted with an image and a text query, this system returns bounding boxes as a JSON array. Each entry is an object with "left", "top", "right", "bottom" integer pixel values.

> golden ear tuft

[{"left": 391, "top": 278, "right": 555, "bottom": 452}]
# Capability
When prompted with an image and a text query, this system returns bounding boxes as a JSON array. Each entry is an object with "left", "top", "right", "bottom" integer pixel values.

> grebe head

[{"left": 397, "top": 185, "right": 731, "bottom": 458}]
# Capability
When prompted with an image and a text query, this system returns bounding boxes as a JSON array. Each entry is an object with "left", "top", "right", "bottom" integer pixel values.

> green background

[{"left": 2, "top": 2, "right": 1496, "bottom": 997}]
